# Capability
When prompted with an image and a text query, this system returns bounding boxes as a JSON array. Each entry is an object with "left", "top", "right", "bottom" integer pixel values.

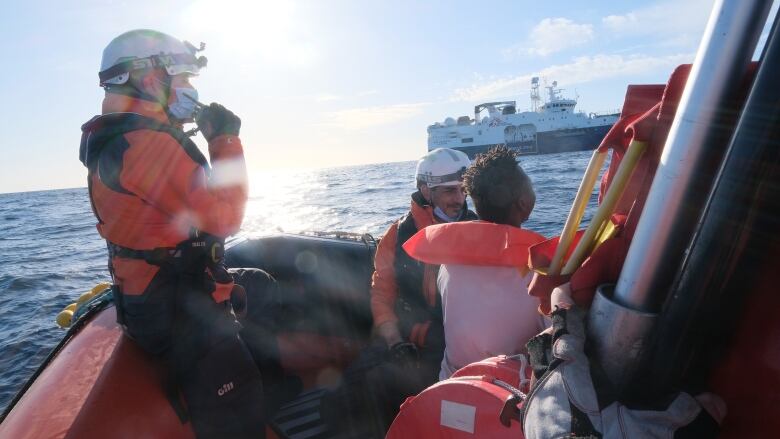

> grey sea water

[{"left": 0, "top": 151, "right": 603, "bottom": 413}]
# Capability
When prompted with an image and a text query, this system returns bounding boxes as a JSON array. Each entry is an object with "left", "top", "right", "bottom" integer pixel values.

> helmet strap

[
  {"left": 104, "top": 83, "right": 152, "bottom": 102},
  {"left": 419, "top": 183, "right": 433, "bottom": 205},
  {"left": 109, "top": 69, "right": 172, "bottom": 106},
  {"left": 148, "top": 71, "right": 173, "bottom": 106},
  {"left": 108, "top": 70, "right": 182, "bottom": 123}
]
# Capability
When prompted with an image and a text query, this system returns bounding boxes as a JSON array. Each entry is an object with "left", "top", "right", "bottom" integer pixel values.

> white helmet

[
  {"left": 415, "top": 148, "right": 471, "bottom": 188},
  {"left": 99, "top": 29, "right": 207, "bottom": 86}
]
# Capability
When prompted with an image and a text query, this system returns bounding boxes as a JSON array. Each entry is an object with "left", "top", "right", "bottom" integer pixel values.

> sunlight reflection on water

[
  {"left": 244, "top": 163, "right": 416, "bottom": 237},
  {"left": 241, "top": 151, "right": 601, "bottom": 239}
]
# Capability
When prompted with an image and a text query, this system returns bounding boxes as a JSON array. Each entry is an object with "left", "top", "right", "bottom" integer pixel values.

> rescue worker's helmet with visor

[
  {"left": 98, "top": 29, "right": 207, "bottom": 87},
  {"left": 415, "top": 148, "right": 471, "bottom": 188}
]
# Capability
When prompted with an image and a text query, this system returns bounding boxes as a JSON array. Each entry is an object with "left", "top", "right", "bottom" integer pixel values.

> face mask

[
  {"left": 434, "top": 206, "right": 462, "bottom": 223},
  {"left": 168, "top": 87, "right": 199, "bottom": 121}
]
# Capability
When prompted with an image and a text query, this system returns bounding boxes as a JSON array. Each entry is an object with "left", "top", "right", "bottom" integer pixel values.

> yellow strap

[
  {"left": 549, "top": 149, "right": 608, "bottom": 275},
  {"left": 562, "top": 140, "right": 647, "bottom": 275}
]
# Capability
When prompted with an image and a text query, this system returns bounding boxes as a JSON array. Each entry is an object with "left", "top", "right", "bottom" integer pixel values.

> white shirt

[{"left": 438, "top": 264, "right": 548, "bottom": 380}]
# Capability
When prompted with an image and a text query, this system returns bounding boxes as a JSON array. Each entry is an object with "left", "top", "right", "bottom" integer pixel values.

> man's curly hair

[{"left": 463, "top": 145, "right": 533, "bottom": 224}]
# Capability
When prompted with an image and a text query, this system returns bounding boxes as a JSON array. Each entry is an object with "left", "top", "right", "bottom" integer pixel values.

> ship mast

[{"left": 530, "top": 77, "right": 541, "bottom": 112}]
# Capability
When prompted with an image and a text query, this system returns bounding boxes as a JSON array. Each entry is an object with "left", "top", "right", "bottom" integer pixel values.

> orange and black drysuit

[
  {"left": 370, "top": 191, "right": 477, "bottom": 379},
  {"left": 79, "top": 94, "right": 275, "bottom": 438}
]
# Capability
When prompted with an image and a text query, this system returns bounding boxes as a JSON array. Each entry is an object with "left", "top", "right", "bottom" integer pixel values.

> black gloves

[{"left": 195, "top": 103, "right": 241, "bottom": 141}]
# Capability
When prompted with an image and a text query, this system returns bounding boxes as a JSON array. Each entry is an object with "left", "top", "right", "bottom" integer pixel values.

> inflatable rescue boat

[
  {"left": 0, "top": 233, "right": 382, "bottom": 439},
  {"left": 2, "top": 1, "right": 780, "bottom": 437}
]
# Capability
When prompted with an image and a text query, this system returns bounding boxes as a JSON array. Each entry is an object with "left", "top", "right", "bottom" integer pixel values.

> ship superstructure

[{"left": 427, "top": 78, "right": 619, "bottom": 157}]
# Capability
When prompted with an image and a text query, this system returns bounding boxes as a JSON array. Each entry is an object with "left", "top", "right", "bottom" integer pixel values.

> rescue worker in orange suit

[
  {"left": 78, "top": 29, "right": 283, "bottom": 438},
  {"left": 371, "top": 148, "right": 478, "bottom": 389}
]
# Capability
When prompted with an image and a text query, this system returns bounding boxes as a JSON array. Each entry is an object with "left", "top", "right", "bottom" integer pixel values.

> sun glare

[
  {"left": 181, "top": 0, "right": 316, "bottom": 67},
  {"left": 243, "top": 169, "right": 330, "bottom": 235}
]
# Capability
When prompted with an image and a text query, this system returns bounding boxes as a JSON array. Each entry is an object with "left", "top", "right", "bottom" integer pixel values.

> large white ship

[{"left": 427, "top": 78, "right": 620, "bottom": 157}]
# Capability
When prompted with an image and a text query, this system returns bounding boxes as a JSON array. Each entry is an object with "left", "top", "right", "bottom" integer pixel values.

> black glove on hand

[{"left": 195, "top": 103, "right": 241, "bottom": 141}]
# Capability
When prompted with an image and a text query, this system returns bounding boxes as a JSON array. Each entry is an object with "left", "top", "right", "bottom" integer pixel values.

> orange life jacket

[{"left": 402, "top": 221, "right": 546, "bottom": 272}]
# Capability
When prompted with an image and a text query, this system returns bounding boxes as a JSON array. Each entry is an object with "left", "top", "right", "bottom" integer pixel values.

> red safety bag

[{"left": 386, "top": 355, "right": 530, "bottom": 438}]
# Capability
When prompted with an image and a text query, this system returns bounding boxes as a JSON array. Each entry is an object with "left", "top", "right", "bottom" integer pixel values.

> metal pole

[
  {"left": 648, "top": 8, "right": 780, "bottom": 393},
  {"left": 586, "top": 0, "right": 772, "bottom": 397},
  {"left": 614, "top": 0, "right": 772, "bottom": 311}
]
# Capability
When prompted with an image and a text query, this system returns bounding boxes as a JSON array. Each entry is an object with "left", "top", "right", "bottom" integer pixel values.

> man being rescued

[{"left": 403, "top": 145, "right": 548, "bottom": 379}]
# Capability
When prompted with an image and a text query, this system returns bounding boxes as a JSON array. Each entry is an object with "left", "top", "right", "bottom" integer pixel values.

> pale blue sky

[{"left": 1, "top": 0, "right": 772, "bottom": 193}]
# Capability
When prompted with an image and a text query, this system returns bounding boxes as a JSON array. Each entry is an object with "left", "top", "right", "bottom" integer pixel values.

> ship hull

[{"left": 446, "top": 124, "right": 612, "bottom": 159}]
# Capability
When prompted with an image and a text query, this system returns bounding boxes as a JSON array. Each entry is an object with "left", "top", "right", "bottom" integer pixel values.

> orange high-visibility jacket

[{"left": 81, "top": 94, "right": 247, "bottom": 298}]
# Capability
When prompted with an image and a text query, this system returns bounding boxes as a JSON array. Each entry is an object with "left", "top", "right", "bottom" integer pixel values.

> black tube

[{"left": 643, "top": 11, "right": 780, "bottom": 395}]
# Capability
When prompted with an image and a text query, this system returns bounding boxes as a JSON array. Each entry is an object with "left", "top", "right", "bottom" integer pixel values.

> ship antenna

[
  {"left": 548, "top": 80, "right": 562, "bottom": 102},
  {"left": 545, "top": 80, "right": 555, "bottom": 103}
]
